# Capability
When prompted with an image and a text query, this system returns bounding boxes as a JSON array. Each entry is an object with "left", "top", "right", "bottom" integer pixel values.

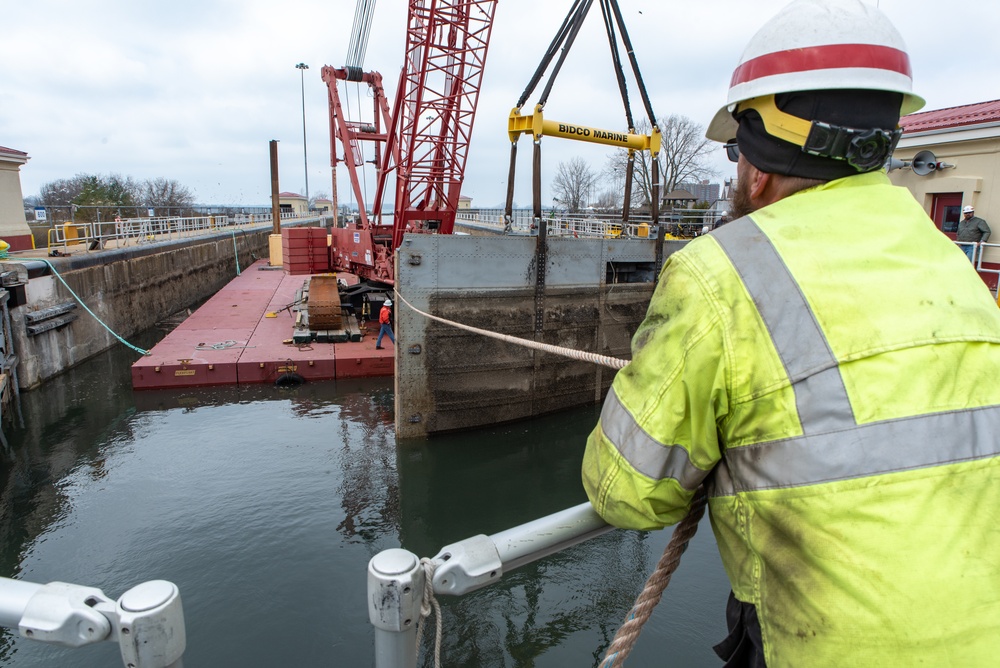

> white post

[{"left": 368, "top": 549, "right": 423, "bottom": 668}]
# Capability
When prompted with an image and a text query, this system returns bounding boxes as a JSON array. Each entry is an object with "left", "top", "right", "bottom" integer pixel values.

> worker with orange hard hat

[{"left": 583, "top": 1, "right": 1000, "bottom": 665}]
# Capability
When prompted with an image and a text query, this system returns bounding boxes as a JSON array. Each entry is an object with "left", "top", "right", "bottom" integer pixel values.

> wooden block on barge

[{"left": 306, "top": 275, "right": 344, "bottom": 330}]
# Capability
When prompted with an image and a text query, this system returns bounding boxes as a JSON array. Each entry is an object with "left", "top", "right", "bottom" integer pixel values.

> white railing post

[
  {"left": 0, "top": 577, "right": 185, "bottom": 668},
  {"left": 368, "top": 503, "right": 613, "bottom": 668},
  {"left": 368, "top": 549, "right": 423, "bottom": 668}
]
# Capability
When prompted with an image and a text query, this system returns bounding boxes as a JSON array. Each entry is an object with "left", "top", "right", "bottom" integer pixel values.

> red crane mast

[{"left": 323, "top": 0, "right": 498, "bottom": 285}]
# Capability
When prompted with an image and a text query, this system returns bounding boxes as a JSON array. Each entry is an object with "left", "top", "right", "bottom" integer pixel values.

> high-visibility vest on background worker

[{"left": 582, "top": 170, "right": 1000, "bottom": 666}]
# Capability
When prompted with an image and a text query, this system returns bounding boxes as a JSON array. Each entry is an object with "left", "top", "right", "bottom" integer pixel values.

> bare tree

[
  {"left": 599, "top": 153, "right": 628, "bottom": 211},
  {"left": 141, "top": 177, "right": 194, "bottom": 215},
  {"left": 606, "top": 115, "right": 719, "bottom": 210},
  {"left": 659, "top": 114, "right": 719, "bottom": 194},
  {"left": 309, "top": 190, "right": 330, "bottom": 210},
  {"left": 39, "top": 175, "right": 91, "bottom": 206},
  {"left": 552, "top": 157, "right": 597, "bottom": 213}
]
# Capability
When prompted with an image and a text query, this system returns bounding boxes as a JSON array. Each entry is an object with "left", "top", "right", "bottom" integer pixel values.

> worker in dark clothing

[{"left": 957, "top": 204, "right": 991, "bottom": 262}]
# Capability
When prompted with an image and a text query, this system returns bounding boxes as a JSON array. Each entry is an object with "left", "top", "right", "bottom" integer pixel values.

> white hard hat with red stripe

[{"left": 707, "top": 0, "right": 925, "bottom": 143}]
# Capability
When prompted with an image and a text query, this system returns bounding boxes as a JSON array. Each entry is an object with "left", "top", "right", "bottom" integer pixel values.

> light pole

[{"left": 295, "top": 62, "right": 309, "bottom": 208}]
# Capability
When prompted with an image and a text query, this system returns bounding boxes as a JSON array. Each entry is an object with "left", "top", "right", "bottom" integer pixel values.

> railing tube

[
  {"left": 369, "top": 504, "right": 614, "bottom": 668},
  {"left": 488, "top": 502, "right": 613, "bottom": 572},
  {"left": 0, "top": 578, "right": 41, "bottom": 628}
]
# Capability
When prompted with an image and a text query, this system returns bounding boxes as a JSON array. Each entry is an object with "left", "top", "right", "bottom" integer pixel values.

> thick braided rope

[
  {"left": 416, "top": 557, "right": 444, "bottom": 668},
  {"left": 394, "top": 291, "right": 628, "bottom": 370},
  {"left": 600, "top": 486, "right": 709, "bottom": 667},
  {"left": 396, "top": 289, "right": 703, "bottom": 666}
]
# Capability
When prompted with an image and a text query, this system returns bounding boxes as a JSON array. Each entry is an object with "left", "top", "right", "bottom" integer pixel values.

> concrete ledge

[{"left": 7, "top": 230, "right": 273, "bottom": 389}]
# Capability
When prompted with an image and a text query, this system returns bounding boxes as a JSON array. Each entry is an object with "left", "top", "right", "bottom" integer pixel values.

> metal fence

[
  {"left": 456, "top": 208, "right": 727, "bottom": 239},
  {"left": 959, "top": 239, "right": 1000, "bottom": 299},
  {"left": 45, "top": 211, "right": 332, "bottom": 252}
]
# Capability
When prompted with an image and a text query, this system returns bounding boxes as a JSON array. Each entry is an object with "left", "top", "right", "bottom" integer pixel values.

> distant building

[
  {"left": 0, "top": 146, "right": 34, "bottom": 251},
  {"left": 890, "top": 99, "right": 1000, "bottom": 292},
  {"left": 278, "top": 192, "right": 308, "bottom": 215},
  {"left": 676, "top": 180, "right": 721, "bottom": 205},
  {"left": 891, "top": 99, "right": 1000, "bottom": 234},
  {"left": 313, "top": 198, "right": 333, "bottom": 214},
  {"left": 458, "top": 195, "right": 473, "bottom": 210},
  {"left": 662, "top": 189, "right": 697, "bottom": 209}
]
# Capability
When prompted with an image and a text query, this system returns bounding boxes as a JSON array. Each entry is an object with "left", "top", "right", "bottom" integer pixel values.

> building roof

[
  {"left": 278, "top": 191, "right": 306, "bottom": 199},
  {"left": 901, "top": 99, "right": 1000, "bottom": 133},
  {"left": 0, "top": 146, "right": 29, "bottom": 163},
  {"left": 662, "top": 189, "right": 697, "bottom": 201}
]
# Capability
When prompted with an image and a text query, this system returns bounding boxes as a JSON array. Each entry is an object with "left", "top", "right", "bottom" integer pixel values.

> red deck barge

[{"left": 131, "top": 259, "right": 393, "bottom": 389}]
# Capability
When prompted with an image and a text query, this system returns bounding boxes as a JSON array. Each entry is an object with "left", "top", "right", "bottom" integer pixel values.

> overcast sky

[{"left": 3, "top": 0, "right": 998, "bottom": 209}]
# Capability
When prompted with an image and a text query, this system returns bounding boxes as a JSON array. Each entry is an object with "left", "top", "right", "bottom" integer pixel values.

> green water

[{"left": 0, "top": 337, "right": 730, "bottom": 667}]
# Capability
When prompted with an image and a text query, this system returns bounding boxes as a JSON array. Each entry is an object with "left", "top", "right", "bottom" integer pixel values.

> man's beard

[{"left": 729, "top": 160, "right": 755, "bottom": 220}]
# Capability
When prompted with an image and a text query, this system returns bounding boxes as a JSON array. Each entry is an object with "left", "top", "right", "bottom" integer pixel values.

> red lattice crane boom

[{"left": 323, "top": 0, "right": 498, "bottom": 285}]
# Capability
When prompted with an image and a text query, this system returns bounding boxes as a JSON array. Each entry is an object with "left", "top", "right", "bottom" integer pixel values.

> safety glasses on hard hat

[
  {"left": 734, "top": 94, "right": 902, "bottom": 172},
  {"left": 724, "top": 140, "right": 739, "bottom": 163}
]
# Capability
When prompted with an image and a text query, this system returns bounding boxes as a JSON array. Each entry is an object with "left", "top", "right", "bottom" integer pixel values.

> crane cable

[
  {"left": 346, "top": 0, "right": 377, "bottom": 69},
  {"left": 395, "top": 288, "right": 708, "bottom": 667},
  {"left": 505, "top": 0, "right": 660, "bottom": 230}
]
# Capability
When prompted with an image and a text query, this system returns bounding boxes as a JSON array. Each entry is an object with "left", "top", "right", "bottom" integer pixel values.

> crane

[{"left": 322, "top": 0, "right": 499, "bottom": 286}]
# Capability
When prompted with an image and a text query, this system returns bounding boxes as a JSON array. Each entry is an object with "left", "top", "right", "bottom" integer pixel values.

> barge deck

[{"left": 131, "top": 259, "right": 393, "bottom": 389}]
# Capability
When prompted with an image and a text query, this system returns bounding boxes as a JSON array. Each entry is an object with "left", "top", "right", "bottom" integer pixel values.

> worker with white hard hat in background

[
  {"left": 957, "top": 204, "right": 991, "bottom": 263},
  {"left": 583, "top": 0, "right": 1000, "bottom": 665},
  {"left": 375, "top": 298, "right": 394, "bottom": 350}
]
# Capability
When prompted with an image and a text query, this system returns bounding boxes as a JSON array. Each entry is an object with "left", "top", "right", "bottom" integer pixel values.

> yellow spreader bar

[{"left": 509, "top": 104, "right": 660, "bottom": 155}]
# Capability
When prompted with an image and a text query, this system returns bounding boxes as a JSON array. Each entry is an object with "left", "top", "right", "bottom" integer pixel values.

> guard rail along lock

[
  {"left": 0, "top": 576, "right": 185, "bottom": 668},
  {"left": 368, "top": 492, "right": 708, "bottom": 668},
  {"left": 368, "top": 503, "right": 613, "bottom": 668}
]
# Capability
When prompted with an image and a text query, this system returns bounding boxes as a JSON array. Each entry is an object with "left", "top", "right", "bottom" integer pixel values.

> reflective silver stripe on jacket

[
  {"left": 712, "top": 217, "right": 854, "bottom": 434},
  {"left": 600, "top": 388, "right": 712, "bottom": 491},
  {"left": 709, "top": 216, "right": 1000, "bottom": 497}
]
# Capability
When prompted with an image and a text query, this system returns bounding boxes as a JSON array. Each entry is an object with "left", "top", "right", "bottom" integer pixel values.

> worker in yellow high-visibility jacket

[{"left": 582, "top": 1, "right": 1000, "bottom": 666}]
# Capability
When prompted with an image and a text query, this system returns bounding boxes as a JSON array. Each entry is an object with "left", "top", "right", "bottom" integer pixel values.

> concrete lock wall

[
  {"left": 394, "top": 234, "right": 686, "bottom": 439},
  {"left": 9, "top": 230, "right": 270, "bottom": 389}
]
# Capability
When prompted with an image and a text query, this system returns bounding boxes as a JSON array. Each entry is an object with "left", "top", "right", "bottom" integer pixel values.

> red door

[{"left": 931, "top": 193, "right": 963, "bottom": 239}]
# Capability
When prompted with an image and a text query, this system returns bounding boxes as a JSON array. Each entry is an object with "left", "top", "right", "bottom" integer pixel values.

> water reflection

[{"left": 0, "top": 337, "right": 730, "bottom": 667}]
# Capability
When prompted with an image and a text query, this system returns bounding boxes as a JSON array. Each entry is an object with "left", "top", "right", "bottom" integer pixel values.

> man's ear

[{"left": 748, "top": 165, "right": 771, "bottom": 202}]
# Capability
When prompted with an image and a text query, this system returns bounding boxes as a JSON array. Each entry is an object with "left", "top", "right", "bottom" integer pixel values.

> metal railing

[
  {"left": 45, "top": 212, "right": 332, "bottom": 252},
  {"left": 368, "top": 502, "right": 613, "bottom": 668},
  {"left": 956, "top": 239, "right": 1000, "bottom": 299},
  {"left": 0, "top": 576, "right": 185, "bottom": 667},
  {"left": 456, "top": 208, "right": 725, "bottom": 240}
]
